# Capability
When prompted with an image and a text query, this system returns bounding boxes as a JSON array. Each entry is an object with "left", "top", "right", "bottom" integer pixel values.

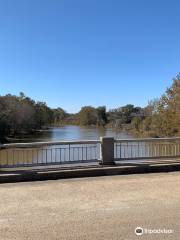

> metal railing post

[{"left": 100, "top": 137, "right": 115, "bottom": 165}]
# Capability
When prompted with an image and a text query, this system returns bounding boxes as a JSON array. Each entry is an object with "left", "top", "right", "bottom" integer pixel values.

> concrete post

[{"left": 100, "top": 137, "right": 115, "bottom": 165}]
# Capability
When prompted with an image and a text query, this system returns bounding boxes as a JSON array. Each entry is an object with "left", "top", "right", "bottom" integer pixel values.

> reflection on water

[{"left": 20, "top": 125, "right": 134, "bottom": 142}]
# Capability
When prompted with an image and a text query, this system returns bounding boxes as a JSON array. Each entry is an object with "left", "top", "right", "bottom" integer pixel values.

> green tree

[
  {"left": 79, "top": 106, "right": 97, "bottom": 126},
  {"left": 140, "top": 74, "right": 180, "bottom": 137},
  {"left": 35, "top": 102, "right": 53, "bottom": 129},
  {"left": 96, "top": 106, "right": 107, "bottom": 126},
  {"left": 53, "top": 108, "right": 67, "bottom": 124}
]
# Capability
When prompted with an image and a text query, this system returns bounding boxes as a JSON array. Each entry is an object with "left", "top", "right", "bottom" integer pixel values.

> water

[
  {"left": 0, "top": 126, "right": 133, "bottom": 167},
  {"left": 1, "top": 126, "right": 179, "bottom": 167},
  {"left": 17, "top": 125, "right": 134, "bottom": 142}
]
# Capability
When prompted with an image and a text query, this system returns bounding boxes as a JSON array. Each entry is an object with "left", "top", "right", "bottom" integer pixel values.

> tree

[
  {"left": 53, "top": 108, "right": 67, "bottom": 124},
  {"left": 96, "top": 106, "right": 107, "bottom": 126},
  {"left": 35, "top": 102, "right": 53, "bottom": 129},
  {"left": 79, "top": 106, "right": 97, "bottom": 126},
  {"left": 0, "top": 93, "right": 55, "bottom": 141},
  {"left": 108, "top": 104, "right": 144, "bottom": 128},
  {"left": 131, "top": 116, "right": 141, "bottom": 131},
  {"left": 139, "top": 74, "right": 180, "bottom": 137}
]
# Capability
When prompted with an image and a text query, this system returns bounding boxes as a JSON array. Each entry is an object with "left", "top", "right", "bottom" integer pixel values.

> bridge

[{"left": 0, "top": 137, "right": 180, "bottom": 169}]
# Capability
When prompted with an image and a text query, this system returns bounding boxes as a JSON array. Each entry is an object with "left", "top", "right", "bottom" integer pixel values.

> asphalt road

[{"left": 0, "top": 172, "right": 180, "bottom": 240}]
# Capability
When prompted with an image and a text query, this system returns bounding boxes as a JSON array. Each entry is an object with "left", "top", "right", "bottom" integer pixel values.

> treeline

[
  {"left": 0, "top": 92, "right": 108, "bottom": 141},
  {"left": 0, "top": 92, "right": 54, "bottom": 141},
  {"left": 107, "top": 104, "right": 144, "bottom": 128},
  {"left": 132, "top": 74, "right": 180, "bottom": 137},
  {"left": 0, "top": 74, "right": 179, "bottom": 141},
  {"left": 60, "top": 106, "right": 108, "bottom": 126},
  {"left": 106, "top": 74, "right": 180, "bottom": 137},
  {"left": 55, "top": 74, "right": 180, "bottom": 137}
]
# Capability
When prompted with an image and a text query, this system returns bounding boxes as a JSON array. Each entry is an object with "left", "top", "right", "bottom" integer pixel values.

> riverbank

[
  {"left": 4, "top": 124, "right": 179, "bottom": 144},
  {"left": 3, "top": 125, "right": 134, "bottom": 143}
]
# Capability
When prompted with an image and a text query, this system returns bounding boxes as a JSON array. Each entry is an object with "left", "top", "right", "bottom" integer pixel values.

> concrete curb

[{"left": 1, "top": 163, "right": 180, "bottom": 183}]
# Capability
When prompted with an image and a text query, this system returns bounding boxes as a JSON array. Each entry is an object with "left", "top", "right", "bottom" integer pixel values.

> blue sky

[{"left": 0, "top": 0, "right": 180, "bottom": 113}]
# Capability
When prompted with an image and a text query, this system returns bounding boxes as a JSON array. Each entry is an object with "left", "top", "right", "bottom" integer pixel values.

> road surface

[{"left": 0, "top": 172, "right": 180, "bottom": 239}]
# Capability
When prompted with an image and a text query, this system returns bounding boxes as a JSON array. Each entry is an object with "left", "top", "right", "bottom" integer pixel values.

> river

[
  {"left": 0, "top": 126, "right": 134, "bottom": 166},
  {"left": 12, "top": 125, "right": 134, "bottom": 142},
  {"left": 1, "top": 126, "right": 178, "bottom": 167}
]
